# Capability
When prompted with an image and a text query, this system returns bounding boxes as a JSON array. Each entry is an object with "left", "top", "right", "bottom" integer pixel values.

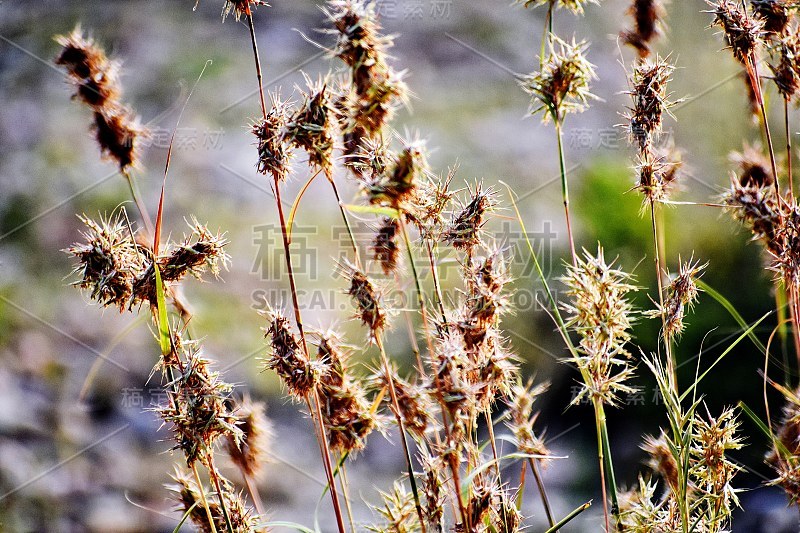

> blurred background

[{"left": 0, "top": 0, "right": 797, "bottom": 531}]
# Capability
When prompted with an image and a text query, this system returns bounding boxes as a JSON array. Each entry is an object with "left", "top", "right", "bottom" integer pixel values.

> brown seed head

[
  {"left": 286, "top": 77, "right": 338, "bottom": 175},
  {"left": 621, "top": 0, "right": 667, "bottom": 58},
  {"left": 751, "top": 0, "right": 790, "bottom": 36},
  {"left": 263, "top": 308, "right": 323, "bottom": 398},
  {"left": 156, "top": 345, "right": 242, "bottom": 466},
  {"left": 770, "top": 27, "right": 800, "bottom": 100},
  {"left": 372, "top": 217, "right": 400, "bottom": 275},
  {"left": 226, "top": 398, "right": 271, "bottom": 479},
  {"left": 626, "top": 56, "right": 675, "bottom": 152},
  {"left": 442, "top": 182, "right": 497, "bottom": 251},
  {"left": 339, "top": 259, "right": 387, "bottom": 336},
  {"left": 252, "top": 94, "right": 293, "bottom": 181},
  {"left": 65, "top": 214, "right": 145, "bottom": 312},
  {"left": 708, "top": 0, "right": 764, "bottom": 65}
]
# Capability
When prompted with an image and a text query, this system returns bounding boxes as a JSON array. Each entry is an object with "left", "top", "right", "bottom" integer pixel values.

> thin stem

[
  {"left": 247, "top": 12, "right": 268, "bottom": 119},
  {"left": 339, "top": 461, "right": 357, "bottom": 533},
  {"left": 790, "top": 284, "right": 800, "bottom": 370},
  {"left": 375, "top": 333, "right": 428, "bottom": 533},
  {"left": 192, "top": 462, "right": 219, "bottom": 533},
  {"left": 554, "top": 119, "right": 577, "bottom": 266},
  {"left": 786, "top": 98, "right": 794, "bottom": 199},
  {"left": 328, "top": 175, "right": 361, "bottom": 267},
  {"left": 650, "top": 199, "right": 675, "bottom": 385},
  {"left": 273, "top": 175, "right": 310, "bottom": 356},
  {"left": 122, "top": 170, "right": 155, "bottom": 237},
  {"left": 241, "top": 471, "right": 266, "bottom": 519},
  {"left": 399, "top": 215, "right": 434, "bottom": 378},
  {"left": 592, "top": 400, "right": 610, "bottom": 533},
  {"left": 425, "top": 239, "right": 448, "bottom": 324},
  {"left": 748, "top": 57, "right": 781, "bottom": 197},
  {"left": 529, "top": 457, "right": 556, "bottom": 529},
  {"left": 207, "top": 457, "right": 235, "bottom": 533},
  {"left": 308, "top": 391, "right": 348, "bottom": 533}
]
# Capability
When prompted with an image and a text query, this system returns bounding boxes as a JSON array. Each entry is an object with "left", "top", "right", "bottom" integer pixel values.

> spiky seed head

[
  {"left": 160, "top": 220, "right": 230, "bottom": 281},
  {"left": 252, "top": 95, "right": 293, "bottom": 181},
  {"left": 442, "top": 182, "right": 496, "bottom": 251},
  {"left": 621, "top": 0, "right": 667, "bottom": 58},
  {"left": 315, "top": 330, "right": 378, "bottom": 453},
  {"left": 325, "top": 0, "right": 407, "bottom": 137},
  {"left": 170, "top": 470, "right": 263, "bottom": 532},
  {"left": 366, "top": 482, "right": 420, "bottom": 533},
  {"left": 65, "top": 214, "right": 146, "bottom": 311},
  {"left": 626, "top": 56, "right": 675, "bottom": 152},
  {"left": 55, "top": 27, "right": 120, "bottom": 110},
  {"left": 286, "top": 77, "right": 338, "bottom": 175},
  {"left": 642, "top": 432, "right": 680, "bottom": 491},
  {"left": 226, "top": 398, "right": 271, "bottom": 479},
  {"left": 766, "top": 384, "right": 800, "bottom": 505},
  {"left": 93, "top": 106, "right": 143, "bottom": 172},
  {"left": 731, "top": 143, "right": 775, "bottom": 187},
  {"left": 407, "top": 167, "right": 456, "bottom": 239},
  {"left": 339, "top": 259, "right": 387, "bottom": 336},
  {"left": 373, "top": 366, "right": 432, "bottom": 439},
  {"left": 771, "top": 28, "right": 800, "bottom": 100},
  {"left": 372, "top": 217, "right": 400, "bottom": 275},
  {"left": 263, "top": 308, "right": 322, "bottom": 398},
  {"left": 561, "top": 247, "right": 639, "bottom": 406},
  {"left": 219, "top": 0, "right": 268, "bottom": 22},
  {"left": 634, "top": 144, "right": 682, "bottom": 205},
  {"left": 646, "top": 258, "right": 707, "bottom": 341},
  {"left": 360, "top": 135, "right": 427, "bottom": 209},
  {"left": 690, "top": 407, "right": 743, "bottom": 523},
  {"left": 521, "top": 35, "right": 597, "bottom": 123},
  {"left": 506, "top": 380, "right": 551, "bottom": 461},
  {"left": 751, "top": 0, "right": 790, "bottom": 36},
  {"left": 156, "top": 345, "right": 242, "bottom": 465},
  {"left": 708, "top": 0, "right": 764, "bottom": 65}
]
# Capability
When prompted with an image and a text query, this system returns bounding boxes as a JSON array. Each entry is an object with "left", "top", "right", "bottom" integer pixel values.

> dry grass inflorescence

[{"left": 53, "top": 0, "right": 800, "bottom": 531}]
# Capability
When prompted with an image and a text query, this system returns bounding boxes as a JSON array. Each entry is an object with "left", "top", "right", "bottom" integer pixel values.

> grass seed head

[
  {"left": 339, "top": 259, "right": 388, "bottom": 336},
  {"left": 621, "top": 0, "right": 667, "bottom": 58},
  {"left": 263, "top": 308, "right": 323, "bottom": 399},
  {"left": 286, "top": 77, "right": 338, "bottom": 175},
  {"left": 372, "top": 217, "right": 401, "bottom": 275},
  {"left": 316, "top": 330, "right": 378, "bottom": 453},
  {"left": 521, "top": 35, "right": 597, "bottom": 123},
  {"left": 442, "top": 182, "right": 497, "bottom": 251},
  {"left": 514, "top": 0, "right": 599, "bottom": 15},
  {"left": 225, "top": 398, "right": 271, "bottom": 479},
  {"left": 771, "top": 27, "right": 800, "bottom": 100},
  {"left": 252, "top": 94, "right": 293, "bottom": 181},
  {"left": 626, "top": 56, "right": 676, "bottom": 152},
  {"left": 66, "top": 214, "right": 145, "bottom": 311},
  {"left": 156, "top": 346, "right": 242, "bottom": 466},
  {"left": 751, "top": 0, "right": 790, "bottom": 36},
  {"left": 708, "top": 0, "right": 764, "bottom": 65}
]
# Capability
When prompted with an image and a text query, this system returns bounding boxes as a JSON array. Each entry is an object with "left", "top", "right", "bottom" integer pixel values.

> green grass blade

[
  {"left": 679, "top": 311, "right": 770, "bottom": 402},
  {"left": 154, "top": 265, "right": 170, "bottom": 356},
  {"left": 544, "top": 501, "right": 592, "bottom": 533},
  {"left": 697, "top": 280, "right": 767, "bottom": 354}
]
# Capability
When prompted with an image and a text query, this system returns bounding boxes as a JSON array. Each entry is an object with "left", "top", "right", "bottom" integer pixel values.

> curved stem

[{"left": 786, "top": 98, "right": 794, "bottom": 199}]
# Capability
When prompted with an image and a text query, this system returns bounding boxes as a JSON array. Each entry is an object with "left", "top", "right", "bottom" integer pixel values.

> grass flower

[
  {"left": 625, "top": 56, "right": 676, "bottom": 152},
  {"left": 521, "top": 35, "right": 597, "bottom": 123},
  {"left": 562, "top": 247, "right": 638, "bottom": 406}
]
